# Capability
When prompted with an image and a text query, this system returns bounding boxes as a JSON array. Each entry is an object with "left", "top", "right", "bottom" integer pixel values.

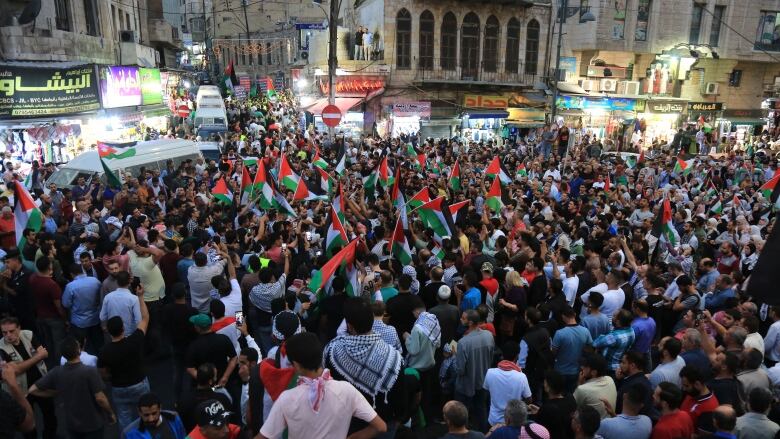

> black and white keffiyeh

[
  {"left": 324, "top": 333, "right": 402, "bottom": 399},
  {"left": 414, "top": 311, "right": 441, "bottom": 348}
]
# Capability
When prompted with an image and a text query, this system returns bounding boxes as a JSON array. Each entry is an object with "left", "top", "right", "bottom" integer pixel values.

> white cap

[{"left": 438, "top": 285, "right": 451, "bottom": 301}]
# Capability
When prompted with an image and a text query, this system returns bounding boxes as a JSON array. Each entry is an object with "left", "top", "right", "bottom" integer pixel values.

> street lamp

[{"left": 550, "top": 0, "right": 595, "bottom": 125}]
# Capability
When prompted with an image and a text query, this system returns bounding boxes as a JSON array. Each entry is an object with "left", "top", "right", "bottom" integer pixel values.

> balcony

[
  {"left": 455, "top": 0, "right": 543, "bottom": 5},
  {"left": 148, "top": 18, "right": 182, "bottom": 50},
  {"left": 414, "top": 60, "right": 536, "bottom": 88}
]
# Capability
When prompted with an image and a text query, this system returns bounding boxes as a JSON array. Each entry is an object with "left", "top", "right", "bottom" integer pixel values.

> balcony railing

[{"left": 414, "top": 60, "right": 537, "bottom": 86}]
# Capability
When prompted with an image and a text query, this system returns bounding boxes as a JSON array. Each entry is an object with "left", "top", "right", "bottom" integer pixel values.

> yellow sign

[{"left": 464, "top": 94, "right": 508, "bottom": 109}]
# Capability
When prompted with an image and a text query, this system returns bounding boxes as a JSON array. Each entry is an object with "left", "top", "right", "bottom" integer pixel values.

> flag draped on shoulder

[
  {"left": 389, "top": 216, "right": 412, "bottom": 266},
  {"left": 309, "top": 239, "right": 359, "bottom": 295},
  {"left": 418, "top": 196, "right": 452, "bottom": 243},
  {"left": 13, "top": 182, "right": 41, "bottom": 251},
  {"left": 450, "top": 160, "right": 461, "bottom": 191},
  {"left": 213, "top": 178, "right": 233, "bottom": 205},
  {"left": 486, "top": 156, "right": 512, "bottom": 185}
]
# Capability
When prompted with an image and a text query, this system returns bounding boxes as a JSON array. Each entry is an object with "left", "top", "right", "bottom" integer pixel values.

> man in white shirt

[
  {"left": 483, "top": 342, "right": 531, "bottom": 426},
  {"left": 188, "top": 251, "right": 227, "bottom": 313}
]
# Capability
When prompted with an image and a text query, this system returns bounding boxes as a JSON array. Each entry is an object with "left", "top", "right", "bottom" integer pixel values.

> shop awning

[
  {"left": 303, "top": 97, "right": 364, "bottom": 116},
  {"left": 506, "top": 120, "right": 545, "bottom": 128},
  {"left": 465, "top": 110, "right": 510, "bottom": 119},
  {"left": 727, "top": 117, "right": 766, "bottom": 125},
  {"left": 555, "top": 82, "right": 590, "bottom": 95}
]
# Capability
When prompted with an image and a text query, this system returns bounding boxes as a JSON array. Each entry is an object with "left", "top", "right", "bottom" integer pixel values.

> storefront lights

[{"left": 296, "top": 78, "right": 308, "bottom": 89}]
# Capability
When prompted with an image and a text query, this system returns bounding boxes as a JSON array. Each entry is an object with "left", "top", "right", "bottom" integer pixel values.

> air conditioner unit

[
  {"left": 600, "top": 78, "right": 618, "bottom": 92},
  {"left": 579, "top": 79, "right": 597, "bottom": 92},
  {"left": 617, "top": 80, "right": 640, "bottom": 95},
  {"left": 119, "top": 30, "right": 137, "bottom": 43},
  {"left": 704, "top": 82, "right": 719, "bottom": 95}
]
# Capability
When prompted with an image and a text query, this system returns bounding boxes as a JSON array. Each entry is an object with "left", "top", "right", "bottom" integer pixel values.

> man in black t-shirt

[
  {"left": 97, "top": 282, "right": 150, "bottom": 432},
  {"left": 185, "top": 314, "right": 238, "bottom": 387},
  {"left": 176, "top": 363, "right": 233, "bottom": 432}
]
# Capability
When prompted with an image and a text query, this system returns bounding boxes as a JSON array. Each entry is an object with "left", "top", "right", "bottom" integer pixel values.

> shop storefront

[
  {"left": 720, "top": 109, "right": 768, "bottom": 142},
  {"left": 385, "top": 101, "right": 431, "bottom": 138},
  {"left": 312, "top": 75, "right": 385, "bottom": 135},
  {"left": 555, "top": 96, "right": 643, "bottom": 147},
  {"left": 504, "top": 108, "right": 546, "bottom": 142},
  {"left": 461, "top": 94, "right": 509, "bottom": 143},
  {"left": 643, "top": 99, "right": 686, "bottom": 145},
  {"left": 686, "top": 102, "right": 723, "bottom": 145}
]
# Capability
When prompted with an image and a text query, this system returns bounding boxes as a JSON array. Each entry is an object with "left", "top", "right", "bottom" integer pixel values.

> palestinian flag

[
  {"left": 417, "top": 196, "right": 452, "bottom": 243},
  {"left": 363, "top": 168, "right": 379, "bottom": 200},
  {"left": 309, "top": 239, "right": 358, "bottom": 294},
  {"left": 224, "top": 59, "right": 238, "bottom": 92},
  {"left": 448, "top": 200, "right": 470, "bottom": 223},
  {"left": 272, "top": 189, "right": 297, "bottom": 217},
  {"left": 325, "top": 205, "right": 349, "bottom": 256},
  {"left": 705, "top": 181, "right": 719, "bottom": 200},
  {"left": 486, "top": 175, "right": 504, "bottom": 212},
  {"left": 760, "top": 173, "right": 780, "bottom": 199},
  {"left": 731, "top": 194, "right": 742, "bottom": 221},
  {"left": 13, "top": 182, "right": 41, "bottom": 251},
  {"left": 279, "top": 155, "right": 302, "bottom": 192},
  {"left": 241, "top": 156, "right": 259, "bottom": 167},
  {"left": 450, "top": 160, "right": 461, "bottom": 191},
  {"left": 333, "top": 182, "right": 346, "bottom": 222},
  {"left": 378, "top": 156, "right": 393, "bottom": 188},
  {"left": 240, "top": 163, "right": 253, "bottom": 204},
  {"left": 407, "top": 187, "right": 431, "bottom": 212},
  {"left": 516, "top": 163, "right": 528, "bottom": 178},
  {"left": 255, "top": 160, "right": 276, "bottom": 209},
  {"left": 674, "top": 158, "right": 695, "bottom": 176},
  {"left": 431, "top": 242, "right": 446, "bottom": 261},
  {"left": 406, "top": 144, "right": 424, "bottom": 170},
  {"left": 97, "top": 140, "right": 137, "bottom": 160},
  {"left": 485, "top": 156, "right": 512, "bottom": 185},
  {"left": 335, "top": 143, "right": 347, "bottom": 176},
  {"left": 390, "top": 166, "right": 402, "bottom": 204},
  {"left": 100, "top": 158, "right": 122, "bottom": 190},
  {"left": 213, "top": 178, "right": 233, "bottom": 205},
  {"left": 651, "top": 197, "right": 676, "bottom": 246},
  {"left": 710, "top": 198, "right": 723, "bottom": 215},
  {"left": 312, "top": 147, "right": 328, "bottom": 170},
  {"left": 316, "top": 167, "right": 334, "bottom": 195},
  {"left": 389, "top": 216, "right": 412, "bottom": 266}
]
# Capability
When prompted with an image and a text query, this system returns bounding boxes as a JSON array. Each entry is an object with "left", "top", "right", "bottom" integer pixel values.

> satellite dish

[{"left": 18, "top": 0, "right": 42, "bottom": 25}]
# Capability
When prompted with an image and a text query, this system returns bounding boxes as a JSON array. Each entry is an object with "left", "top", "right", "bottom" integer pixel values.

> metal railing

[{"left": 415, "top": 60, "right": 537, "bottom": 85}]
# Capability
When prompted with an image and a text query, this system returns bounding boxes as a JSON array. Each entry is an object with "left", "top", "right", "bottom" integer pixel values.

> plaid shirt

[{"left": 593, "top": 327, "right": 635, "bottom": 371}]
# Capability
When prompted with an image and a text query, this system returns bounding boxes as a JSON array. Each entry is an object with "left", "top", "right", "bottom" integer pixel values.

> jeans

[
  {"left": 112, "top": 378, "right": 150, "bottom": 431},
  {"left": 69, "top": 324, "right": 104, "bottom": 356},
  {"left": 253, "top": 325, "right": 272, "bottom": 358},
  {"left": 68, "top": 427, "right": 103, "bottom": 439},
  {"left": 455, "top": 389, "right": 488, "bottom": 433},
  {"left": 37, "top": 318, "right": 67, "bottom": 368}
]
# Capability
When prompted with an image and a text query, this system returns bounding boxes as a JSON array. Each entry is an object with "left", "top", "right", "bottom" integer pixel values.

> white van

[
  {"left": 194, "top": 104, "right": 229, "bottom": 140},
  {"left": 196, "top": 85, "right": 222, "bottom": 102},
  {"left": 47, "top": 139, "right": 203, "bottom": 187},
  {"left": 198, "top": 141, "right": 222, "bottom": 163}
]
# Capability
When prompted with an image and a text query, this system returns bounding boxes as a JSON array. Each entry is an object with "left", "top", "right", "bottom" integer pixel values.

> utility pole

[
  {"left": 550, "top": 0, "right": 564, "bottom": 125},
  {"left": 242, "top": 0, "right": 251, "bottom": 66},
  {"left": 328, "top": 0, "right": 338, "bottom": 140}
]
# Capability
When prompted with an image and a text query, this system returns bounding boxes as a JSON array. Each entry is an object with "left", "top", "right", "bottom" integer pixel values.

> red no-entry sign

[{"left": 321, "top": 104, "right": 342, "bottom": 128}]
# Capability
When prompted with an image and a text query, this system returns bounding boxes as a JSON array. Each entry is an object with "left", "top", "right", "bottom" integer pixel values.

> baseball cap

[
  {"left": 197, "top": 400, "right": 231, "bottom": 427},
  {"left": 189, "top": 313, "right": 212, "bottom": 328},
  {"left": 438, "top": 285, "right": 451, "bottom": 301},
  {"left": 481, "top": 262, "right": 494, "bottom": 273}
]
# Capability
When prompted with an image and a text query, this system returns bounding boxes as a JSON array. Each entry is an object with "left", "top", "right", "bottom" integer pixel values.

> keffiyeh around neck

[
  {"left": 297, "top": 369, "right": 332, "bottom": 413},
  {"left": 414, "top": 311, "right": 441, "bottom": 348},
  {"left": 324, "top": 333, "right": 402, "bottom": 399}
]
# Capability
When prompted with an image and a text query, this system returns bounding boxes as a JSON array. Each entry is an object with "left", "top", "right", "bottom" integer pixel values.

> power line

[{"left": 700, "top": 5, "right": 780, "bottom": 64}]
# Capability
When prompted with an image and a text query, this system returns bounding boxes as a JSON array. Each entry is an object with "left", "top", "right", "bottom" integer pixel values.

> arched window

[
  {"left": 461, "top": 12, "right": 480, "bottom": 78},
  {"left": 505, "top": 18, "right": 520, "bottom": 73},
  {"left": 440, "top": 12, "right": 457, "bottom": 70},
  {"left": 483, "top": 16, "right": 499, "bottom": 72},
  {"left": 419, "top": 10, "right": 434, "bottom": 69},
  {"left": 396, "top": 9, "right": 412, "bottom": 69},
  {"left": 525, "top": 19, "right": 540, "bottom": 75}
]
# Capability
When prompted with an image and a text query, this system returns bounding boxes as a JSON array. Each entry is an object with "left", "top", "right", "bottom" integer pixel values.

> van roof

[{"left": 64, "top": 139, "right": 201, "bottom": 173}]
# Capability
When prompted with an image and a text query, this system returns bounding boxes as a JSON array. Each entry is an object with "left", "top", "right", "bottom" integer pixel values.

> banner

[
  {"left": 392, "top": 102, "right": 431, "bottom": 118},
  {"left": 556, "top": 96, "right": 641, "bottom": 111},
  {"left": 635, "top": 0, "right": 651, "bottom": 41},
  {"left": 0, "top": 64, "right": 100, "bottom": 118},
  {"left": 139, "top": 68, "right": 162, "bottom": 105},
  {"left": 99, "top": 66, "right": 142, "bottom": 108}
]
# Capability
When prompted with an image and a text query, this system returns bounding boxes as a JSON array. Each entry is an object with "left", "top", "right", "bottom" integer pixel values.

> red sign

[
  {"left": 322, "top": 104, "right": 342, "bottom": 127},
  {"left": 176, "top": 104, "right": 190, "bottom": 117},
  {"left": 320, "top": 77, "right": 385, "bottom": 95}
]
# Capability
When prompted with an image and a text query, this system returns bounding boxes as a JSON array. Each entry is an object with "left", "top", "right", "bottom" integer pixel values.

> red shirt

[
  {"left": 651, "top": 410, "right": 694, "bottom": 439},
  {"left": 680, "top": 392, "right": 718, "bottom": 425},
  {"left": 29, "top": 273, "right": 63, "bottom": 320},
  {"left": 0, "top": 215, "right": 14, "bottom": 249}
]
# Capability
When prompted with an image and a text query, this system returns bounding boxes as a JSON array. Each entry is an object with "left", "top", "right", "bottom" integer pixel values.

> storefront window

[
  {"left": 756, "top": 11, "right": 780, "bottom": 51},
  {"left": 441, "top": 13, "right": 457, "bottom": 70},
  {"left": 506, "top": 18, "right": 520, "bottom": 73},
  {"left": 419, "top": 10, "right": 434, "bottom": 70}
]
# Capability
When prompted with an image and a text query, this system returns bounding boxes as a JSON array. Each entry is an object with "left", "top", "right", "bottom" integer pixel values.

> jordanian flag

[
  {"left": 213, "top": 178, "right": 233, "bottom": 204},
  {"left": 407, "top": 187, "right": 431, "bottom": 212},
  {"left": 418, "top": 196, "right": 452, "bottom": 243},
  {"left": 516, "top": 163, "right": 528, "bottom": 178},
  {"left": 325, "top": 205, "right": 349, "bottom": 256},
  {"left": 652, "top": 197, "right": 677, "bottom": 246},
  {"left": 13, "top": 182, "right": 41, "bottom": 251},
  {"left": 450, "top": 160, "right": 461, "bottom": 191},
  {"left": 674, "top": 158, "right": 695, "bottom": 176},
  {"left": 389, "top": 216, "right": 412, "bottom": 266},
  {"left": 312, "top": 147, "right": 328, "bottom": 170},
  {"left": 378, "top": 156, "right": 394, "bottom": 188},
  {"left": 485, "top": 156, "right": 512, "bottom": 185},
  {"left": 97, "top": 141, "right": 137, "bottom": 160},
  {"left": 309, "top": 239, "right": 358, "bottom": 295},
  {"left": 449, "top": 200, "right": 470, "bottom": 223},
  {"left": 486, "top": 175, "right": 504, "bottom": 212}
]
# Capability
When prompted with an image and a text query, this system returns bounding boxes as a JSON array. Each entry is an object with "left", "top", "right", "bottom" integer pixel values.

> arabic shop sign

[
  {"left": 688, "top": 102, "right": 722, "bottom": 112},
  {"left": 464, "top": 94, "right": 508, "bottom": 109},
  {"left": 139, "top": 68, "right": 162, "bottom": 105},
  {"left": 555, "top": 96, "right": 641, "bottom": 111},
  {"left": 0, "top": 64, "right": 100, "bottom": 119},
  {"left": 646, "top": 100, "right": 686, "bottom": 113},
  {"left": 392, "top": 101, "right": 431, "bottom": 117},
  {"left": 99, "top": 65, "right": 142, "bottom": 109}
]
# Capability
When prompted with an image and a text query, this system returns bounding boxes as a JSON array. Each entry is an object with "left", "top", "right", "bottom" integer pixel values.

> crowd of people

[{"left": 0, "top": 87, "right": 780, "bottom": 439}]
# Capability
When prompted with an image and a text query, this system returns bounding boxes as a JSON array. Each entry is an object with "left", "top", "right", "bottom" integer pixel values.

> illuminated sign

[{"left": 0, "top": 65, "right": 100, "bottom": 118}]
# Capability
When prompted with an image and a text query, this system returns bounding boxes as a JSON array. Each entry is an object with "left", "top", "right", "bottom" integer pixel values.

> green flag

[{"left": 100, "top": 158, "right": 122, "bottom": 189}]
